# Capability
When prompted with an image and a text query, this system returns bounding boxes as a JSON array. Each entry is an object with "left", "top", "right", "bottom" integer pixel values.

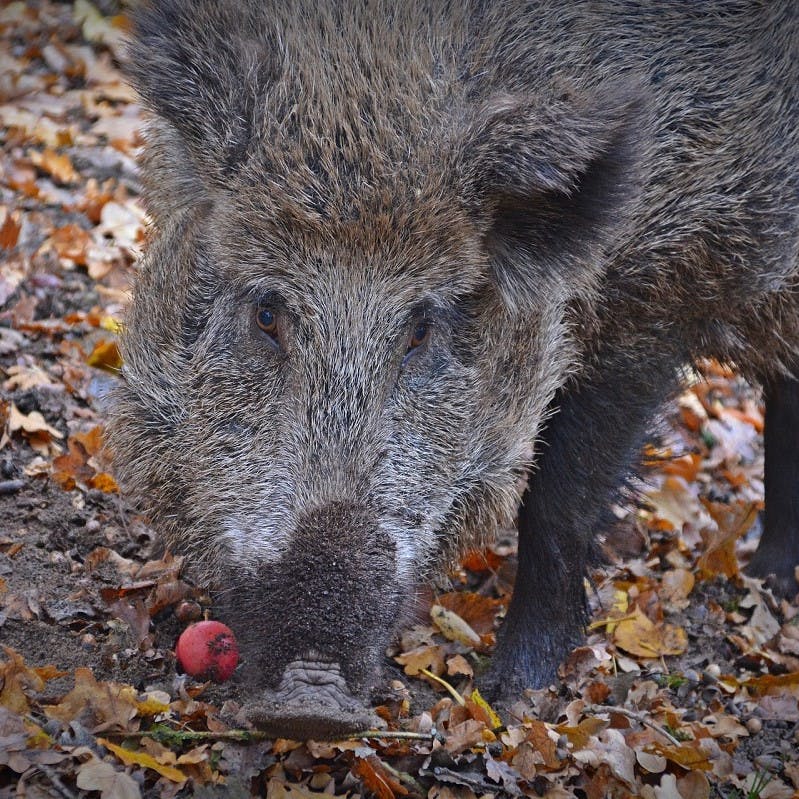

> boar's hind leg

[
  {"left": 483, "top": 345, "right": 683, "bottom": 700},
  {"left": 747, "top": 373, "right": 799, "bottom": 596}
]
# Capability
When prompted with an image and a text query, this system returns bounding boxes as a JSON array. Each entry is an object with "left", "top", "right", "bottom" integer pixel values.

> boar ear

[
  {"left": 127, "top": 0, "right": 269, "bottom": 191},
  {"left": 464, "top": 86, "right": 649, "bottom": 307}
]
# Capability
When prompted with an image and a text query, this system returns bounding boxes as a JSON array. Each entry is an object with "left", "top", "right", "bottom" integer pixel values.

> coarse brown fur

[{"left": 110, "top": 0, "right": 799, "bottom": 728}]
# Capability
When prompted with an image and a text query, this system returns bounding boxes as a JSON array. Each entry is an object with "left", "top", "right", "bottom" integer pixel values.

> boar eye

[
  {"left": 255, "top": 306, "right": 280, "bottom": 343},
  {"left": 406, "top": 321, "right": 431, "bottom": 357}
]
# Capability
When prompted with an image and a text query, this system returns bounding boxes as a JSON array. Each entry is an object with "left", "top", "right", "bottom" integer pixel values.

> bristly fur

[{"left": 110, "top": 0, "right": 799, "bottom": 709}]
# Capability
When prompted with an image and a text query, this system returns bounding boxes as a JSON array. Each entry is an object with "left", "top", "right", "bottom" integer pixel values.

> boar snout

[
  {"left": 220, "top": 502, "right": 408, "bottom": 721},
  {"left": 246, "top": 657, "right": 386, "bottom": 739}
]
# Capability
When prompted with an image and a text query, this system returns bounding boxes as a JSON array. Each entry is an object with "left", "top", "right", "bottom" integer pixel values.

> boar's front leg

[
  {"left": 747, "top": 373, "right": 799, "bottom": 596},
  {"left": 484, "top": 342, "right": 683, "bottom": 700}
]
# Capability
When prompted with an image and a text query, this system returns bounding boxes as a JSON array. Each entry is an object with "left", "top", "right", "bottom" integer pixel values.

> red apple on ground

[{"left": 175, "top": 620, "right": 239, "bottom": 682}]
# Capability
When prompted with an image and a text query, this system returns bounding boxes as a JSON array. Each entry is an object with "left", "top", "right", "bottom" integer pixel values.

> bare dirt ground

[{"left": 1, "top": 3, "right": 798, "bottom": 798}]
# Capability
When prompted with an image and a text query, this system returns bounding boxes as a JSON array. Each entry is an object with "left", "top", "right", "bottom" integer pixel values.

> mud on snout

[{"left": 217, "top": 502, "right": 406, "bottom": 739}]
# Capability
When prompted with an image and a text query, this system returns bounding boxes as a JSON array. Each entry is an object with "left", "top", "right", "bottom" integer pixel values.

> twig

[
  {"left": 379, "top": 758, "right": 427, "bottom": 794},
  {"left": 419, "top": 669, "right": 466, "bottom": 706},
  {"left": 108, "top": 728, "right": 271, "bottom": 744},
  {"left": 586, "top": 704, "right": 682, "bottom": 746},
  {"left": 109, "top": 726, "right": 439, "bottom": 745},
  {"left": 345, "top": 729, "right": 438, "bottom": 742},
  {"left": 23, "top": 764, "right": 79, "bottom": 799}
]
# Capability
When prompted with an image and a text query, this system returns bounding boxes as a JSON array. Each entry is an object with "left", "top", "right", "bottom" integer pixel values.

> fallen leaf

[
  {"left": 49, "top": 223, "right": 91, "bottom": 264},
  {"left": 29, "top": 148, "right": 79, "bottom": 185},
  {"left": 76, "top": 757, "right": 141, "bottom": 799},
  {"left": 430, "top": 604, "right": 481, "bottom": 648},
  {"left": 98, "top": 738, "right": 187, "bottom": 784},
  {"left": 436, "top": 592, "right": 503, "bottom": 635},
  {"left": 7, "top": 404, "right": 63, "bottom": 440},
  {"left": 444, "top": 718, "right": 490, "bottom": 755},
  {"left": 87, "top": 339, "right": 122, "bottom": 372},
  {"left": 0, "top": 647, "right": 46, "bottom": 714},
  {"left": 44, "top": 668, "right": 139, "bottom": 731},
  {"left": 394, "top": 645, "right": 446, "bottom": 677},
  {"left": 353, "top": 756, "right": 408, "bottom": 799},
  {"left": 612, "top": 606, "right": 688, "bottom": 659}
]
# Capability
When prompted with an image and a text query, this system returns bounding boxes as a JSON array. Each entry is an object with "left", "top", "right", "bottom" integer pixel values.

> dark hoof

[{"left": 747, "top": 553, "right": 799, "bottom": 600}]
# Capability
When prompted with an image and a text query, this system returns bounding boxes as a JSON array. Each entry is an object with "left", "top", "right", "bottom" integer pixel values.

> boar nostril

[
  {"left": 277, "top": 658, "right": 353, "bottom": 707},
  {"left": 245, "top": 657, "right": 386, "bottom": 739}
]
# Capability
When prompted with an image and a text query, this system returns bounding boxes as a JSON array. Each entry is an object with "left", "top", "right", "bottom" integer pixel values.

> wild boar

[{"left": 110, "top": 0, "right": 799, "bottom": 738}]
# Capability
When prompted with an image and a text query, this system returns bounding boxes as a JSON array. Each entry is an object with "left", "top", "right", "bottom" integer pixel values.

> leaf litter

[{"left": 0, "top": 2, "right": 797, "bottom": 797}]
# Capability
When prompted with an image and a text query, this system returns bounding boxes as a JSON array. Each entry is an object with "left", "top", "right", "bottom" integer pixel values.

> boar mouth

[{"left": 245, "top": 657, "right": 386, "bottom": 740}]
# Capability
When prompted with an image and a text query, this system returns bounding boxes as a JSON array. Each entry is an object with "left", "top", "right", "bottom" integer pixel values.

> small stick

[
  {"left": 379, "top": 758, "right": 427, "bottom": 794},
  {"left": 108, "top": 728, "right": 271, "bottom": 743},
  {"left": 586, "top": 704, "right": 682, "bottom": 746},
  {"left": 419, "top": 668, "right": 466, "bottom": 706},
  {"left": 344, "top": 729, "right": 438, "bottom": 742},
  {"left": 108, "top": 727, "right": 438, "bottom": 744}
]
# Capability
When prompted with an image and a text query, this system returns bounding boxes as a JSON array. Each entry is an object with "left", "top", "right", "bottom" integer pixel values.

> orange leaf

[
  {"left": 741, "top": 671, "right": 799, "bottom": 697},
  {"left": 353, "top": 756, "right": 408, "bottom": 799},
  {"left": 29, "top": 148, "right": 79, "bottom": 184},
  {"left": 87, "top": 339, "right": 122, "bottom": 373},
  {"left": 460, "top": 549, "right": 503, "bottom": 573},
  {"left": 0, "top": 212, "right": 21, "bottom": 249},
  {"left": 697, "top": 503, "right": 758, "bottom": 580},
  {"left": 88, "top": 472, "right": 119, "bottom": 493},
  {"left": 50, "top": 223, "right": 91, "bottom": 265},
  {"left": 436, "top": 592, "right": 503, "bottom": 635}
]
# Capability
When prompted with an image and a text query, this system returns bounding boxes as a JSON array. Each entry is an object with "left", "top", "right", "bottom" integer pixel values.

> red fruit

[{"left": 175, "top": 620, "right": 239, "bottom": 682}]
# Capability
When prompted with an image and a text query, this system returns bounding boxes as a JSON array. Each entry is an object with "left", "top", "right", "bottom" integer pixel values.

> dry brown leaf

[
  {"left": 446, "top": 654, "right": 473, "bottom": 677},
  {"left": 612, "top": 606, "right": 688, "bottom": 659},
  {"left": 88, "top": 471, "right": 119, "bottom": 492},
  {"left": 676, "top": 771, "right": 711, "bottom": 799},
  {"left": 646, "top": 476, "right": 707, "bottom": 532},
  {"left": 556, "top": 716, "right": 608, "bottom": 750},
  {"left": 2, "top": 364, "right": 61, "bottom": 393},
  {"left": 44, "top": 668, "right": 139, "bottom": 731},
  {"left": 394, "top": 644, "right": 446, "bottom": 677},
  {"left": 460, "top": 548, "right": 503, "bottom": 573},
  {"left": 76, "top": 757, "right": 141, "bottom": 799},
  {"left": 444, "top": 718, "right": 490, "bottom": 754},
  {"left": 659, "top": 568, "right": 695, "bottom": 606},
  {"left": 7, "top": 404, "right": 63, "bottom": 440},
  {"left": 29, "top": 148, "right": 79, "bottom": 185},
  {"left": 696, "top": 502, "right": 758, "bottom": 580},
  {"left": 523, "top": 719, "right": 562, "bottom": 769},
  {"left": 741, "top": 670, "right": 799, "bottom": 697},
  {"left": 0, "top": 647, "right": 46, "bottom": 714},
  {"left": 648, "top": 740, "right": 713, "bottom": 771},
  {"left": 49, "top": 223, "right": 91, "bottom": 264}
]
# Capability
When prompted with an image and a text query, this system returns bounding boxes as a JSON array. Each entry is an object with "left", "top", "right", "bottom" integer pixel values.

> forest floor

[{"left": 1, "top": 3, "right": 798, "bottom": 798}]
